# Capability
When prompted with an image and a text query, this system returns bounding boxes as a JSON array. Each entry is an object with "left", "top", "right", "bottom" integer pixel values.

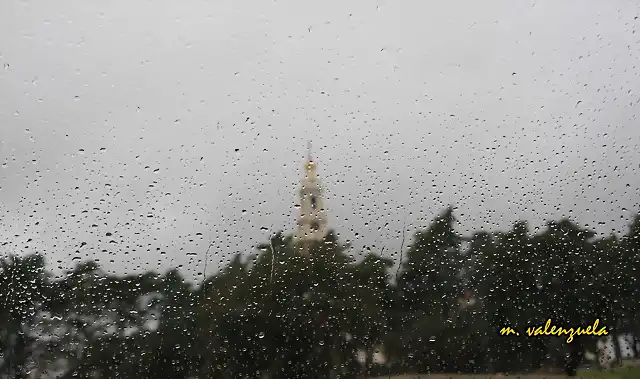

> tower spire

[
  {"left": 304, "top": 140, "right": 316, "bottom": 174},
  {"left": 295, "top": 141, "right": 328, "bottom": 256}
]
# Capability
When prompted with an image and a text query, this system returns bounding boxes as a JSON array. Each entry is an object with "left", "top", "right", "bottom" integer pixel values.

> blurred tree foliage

[{"left": 1, "top": 208, "right": 639, "bottom": 378}]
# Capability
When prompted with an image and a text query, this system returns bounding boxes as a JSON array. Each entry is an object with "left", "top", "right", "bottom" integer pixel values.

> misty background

[{"left": 1, "top": 0, "right": 640, "bottom": 280}]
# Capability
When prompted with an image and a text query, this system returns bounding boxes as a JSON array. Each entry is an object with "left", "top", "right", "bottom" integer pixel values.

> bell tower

[{"left": 295, "top": 141, "right": 329, "bottom": 255}]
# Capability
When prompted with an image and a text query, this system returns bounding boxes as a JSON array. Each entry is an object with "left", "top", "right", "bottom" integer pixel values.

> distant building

[
  {"left": 356, "top": 345, "right": 388, "bottom": 365},
  {"left": 294, "top": 142, "right": 329, "bottom": 255}
]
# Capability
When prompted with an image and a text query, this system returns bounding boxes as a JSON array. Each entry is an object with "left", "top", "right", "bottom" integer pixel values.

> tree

[
  {"left": 398, "top": 206, "right": 462, "bottom": 318},
  {"left": 0, "top": 253, "right": 48, "bottom": 379},
  {"left": 533, "top": 219, "right": 599, "bottom": 375},
  {"left": 2, "top": 209, "right": 639, "bottom": 378},
  {"left": 619, "top": 214, "right": 640, "bottom": 358},
  {"left": 349, "top": 252, "right": 394, "bottom": 376},
  {"left": 470, "top": 222, "right": 545, "bottom": 373},
  {"left": 395, "top": 206, "right": 464, "bottom": 373}
]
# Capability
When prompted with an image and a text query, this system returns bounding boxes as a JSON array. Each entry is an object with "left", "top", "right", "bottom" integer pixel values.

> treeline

[{"left": 1, "top": 207, "right": 640, "bottom": 379}]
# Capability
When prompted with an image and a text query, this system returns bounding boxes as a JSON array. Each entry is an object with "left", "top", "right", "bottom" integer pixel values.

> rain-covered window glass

[{"left": 2, "top": 1, "right": 640, "bottom": 379}]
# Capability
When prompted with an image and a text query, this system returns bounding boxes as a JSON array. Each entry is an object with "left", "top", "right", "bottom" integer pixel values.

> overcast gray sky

[{"left": 1, "top": 0, "right": 640, "bottom": 280}]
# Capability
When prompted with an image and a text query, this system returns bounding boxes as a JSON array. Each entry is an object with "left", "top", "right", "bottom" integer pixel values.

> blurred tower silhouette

[{"left": 295, "top": 141, "right": 329, "bottom": 255}]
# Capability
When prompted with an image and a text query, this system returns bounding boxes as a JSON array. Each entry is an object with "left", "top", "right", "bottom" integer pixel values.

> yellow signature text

[{"left": 500, "top": 319, "right": 609, "bottom": 343}]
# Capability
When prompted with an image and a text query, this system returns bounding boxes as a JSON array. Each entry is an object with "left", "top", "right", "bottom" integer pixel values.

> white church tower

[{"left": 295, "top": 141, "right": 329, "bottom": 255}]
